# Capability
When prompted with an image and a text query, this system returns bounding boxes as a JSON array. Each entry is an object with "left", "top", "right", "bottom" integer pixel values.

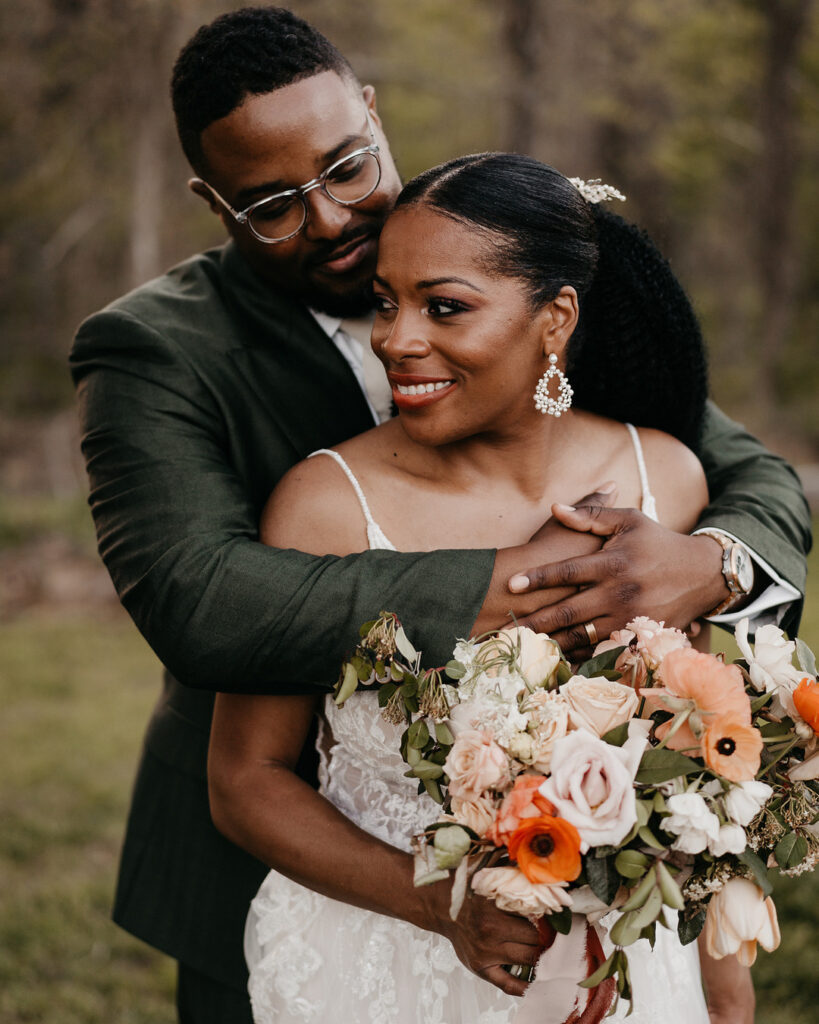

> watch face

[{"left": 732, "top": 546, "right": 754, "bottom": 594}]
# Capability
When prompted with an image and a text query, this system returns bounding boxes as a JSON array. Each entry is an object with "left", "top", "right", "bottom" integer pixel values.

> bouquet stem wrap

[{"left": 515, "top": 916, "right": 615, "bottom": 1024}]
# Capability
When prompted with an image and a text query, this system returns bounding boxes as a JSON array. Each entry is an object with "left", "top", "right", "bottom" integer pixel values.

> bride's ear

[{"left": 539, "top": 286, "right": 579, "bottom": 361}]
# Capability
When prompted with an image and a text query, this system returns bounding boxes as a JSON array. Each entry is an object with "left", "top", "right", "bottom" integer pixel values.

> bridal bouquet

[{"left": 334, "top": 612, "right": 819, "bottom": 1015}]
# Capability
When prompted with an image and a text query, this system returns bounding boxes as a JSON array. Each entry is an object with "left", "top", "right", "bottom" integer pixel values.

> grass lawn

[{"left": 0, "top": 503, "right": 816, "bottom": 1022}]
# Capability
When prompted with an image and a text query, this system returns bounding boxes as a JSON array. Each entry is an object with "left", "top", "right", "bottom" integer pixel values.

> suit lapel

[{"left": 221, "top": 245, "right": 376, "bottom": 459}]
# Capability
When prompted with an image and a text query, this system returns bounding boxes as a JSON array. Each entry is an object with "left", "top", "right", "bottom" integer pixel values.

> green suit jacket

[{"left": 70, "top": 242, "right": 811, "bottom": 992}]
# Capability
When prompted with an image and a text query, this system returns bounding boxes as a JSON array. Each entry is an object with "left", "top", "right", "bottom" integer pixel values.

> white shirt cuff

[{"left": 691, "top": 528, "right": 801, "bottom": 630}]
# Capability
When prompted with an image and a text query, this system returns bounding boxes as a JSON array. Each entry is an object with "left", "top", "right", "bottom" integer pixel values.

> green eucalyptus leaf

[
  {"left": 435, "top": 722, "right": 455, "bottom": 746},
  {"left": 578, "top": 646, "right": 627, "bottom": 677},
  {"left": 555, "top": 661, "right": 573, "bottom": 686},
  {"left": 445, "top": 660, "right": 467, "bottom": 680},
  {"left": 737, "top": 850, "right": 774, "bottom": 897},
  {"left": 412, "top": 759, "right": 444, "bottom": 780},
  {"left": 546, "top": 907, "right": 573, "bottom": 935},
  {"left": 677, "top": 907, "right": 707, "bottom": 945},
  {"left": 635, "top": 748, "right": 701, "bottom": 784},
  {"left": 579, "top": 950, "right": 618, "bottom": 988},
  {"left": 422, "top": 777, "right": 444, "bottom": 804},
  {"left": 601, "top": 722, "right": 630, "bottom": 747},
  {"left": 377, "top": 682, "right": 397, "bottom": 707},
  {"left": 585, "top": 853, "right": 621, "bottom": 904},
  {"left": 774, "top": 832, "right": 809, "bottom": 870},
  {"left": 407, "top": 719, "right": 430, "bottom": 749},
  {"left": 637, "top": 825, "right": 666, "bottom": 850}
]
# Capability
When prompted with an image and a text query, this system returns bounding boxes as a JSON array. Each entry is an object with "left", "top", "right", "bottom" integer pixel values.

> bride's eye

[
  {"left": 426, "top": 297, "right": 468, "bottom": 317},
  {"left": 373, "top": 293, "right": 397, "bottom": 315}
]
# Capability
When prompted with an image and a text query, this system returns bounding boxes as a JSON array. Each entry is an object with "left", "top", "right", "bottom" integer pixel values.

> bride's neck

[{"left": 410, "top": 412, "right": 580, "bottom": 501}]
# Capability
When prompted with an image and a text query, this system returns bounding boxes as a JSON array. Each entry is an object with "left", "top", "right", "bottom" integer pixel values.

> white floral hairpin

[{"left": 568, "top": 178, "right": 627, "bottom": 204}]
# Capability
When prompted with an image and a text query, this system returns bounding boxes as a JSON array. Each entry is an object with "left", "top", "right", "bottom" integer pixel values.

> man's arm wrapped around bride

[{"left": 207, "top": 155, "right": 770, "bottom": 1023}]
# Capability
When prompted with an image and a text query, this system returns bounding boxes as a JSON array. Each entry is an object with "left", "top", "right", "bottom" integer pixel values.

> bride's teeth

[{"left": 394, "top": 381, "right": 453, "bottom": 395}]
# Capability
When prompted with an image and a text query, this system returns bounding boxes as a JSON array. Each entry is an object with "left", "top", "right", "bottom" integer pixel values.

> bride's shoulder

[
  {"left": 632, "top": 426, "right": 708, "bottom": 531},
  {"left": 259, "top": 422, "right": 399, "bottom": 556}
]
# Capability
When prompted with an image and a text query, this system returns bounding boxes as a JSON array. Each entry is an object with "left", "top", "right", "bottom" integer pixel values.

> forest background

[{"left": 1, "top": 1, "right": 818, "bottom": 1022}]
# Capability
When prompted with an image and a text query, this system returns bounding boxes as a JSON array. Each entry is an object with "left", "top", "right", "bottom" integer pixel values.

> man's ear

[
  {"left": 539, "top": 286, "right": 579, "bottom": 362},
  {"left": 188, "top": 177, "right": 222, "bottom": 216},
  {"left": 362, "top": 83, "right": 381, "bottom": 127}
]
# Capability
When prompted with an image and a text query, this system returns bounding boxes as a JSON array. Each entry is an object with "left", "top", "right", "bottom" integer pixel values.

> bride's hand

[
  {"left": 420, "top": 882, "right": 546, "bottom": 997},
  {"left": 503, "top": 505, "right": 730, "bottom": 660}
]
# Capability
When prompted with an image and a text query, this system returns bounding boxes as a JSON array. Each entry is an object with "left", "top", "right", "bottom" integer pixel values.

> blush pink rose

[
  {"left": 472, "top": 866, "right": 572, "bottom": 917},
  {"left": 444, "top": 729, "right": 508, "bottom": 800}
]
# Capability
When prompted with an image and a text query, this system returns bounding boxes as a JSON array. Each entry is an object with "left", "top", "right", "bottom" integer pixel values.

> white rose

[
  {"left": 704, "top": 877, "right": 780, "bottom": 966},
  {"left": 660, "top": 793, "right": 721, "bottom": 855},
  {"left": 736, "top": 620, "right": 801, "bottom": 694},
  {"left": 471, "top": 866, "right": 572, "bottom": 917},
  {"left": 538, "top": 729, "right": 646, "bottom": 851},
  {"left": 521, "top": 689, "right": 570, "bottom": 772},
  {"left": 560, "top": 675, "right": 640, "bottom": 737},
  {"left": 724, "top": 780, "right": 773, "bottom": 826},
  {"left": 708, "top": 824, "right": 748, "bottom": 857}
]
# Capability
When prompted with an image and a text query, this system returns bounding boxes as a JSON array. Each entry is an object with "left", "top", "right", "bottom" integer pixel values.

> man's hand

[
  {"left": 423, "top": 883, "right": 548, "bottom": 996},
  {"left": 502, "top": 503, "right": 727, "bottom": 661}
]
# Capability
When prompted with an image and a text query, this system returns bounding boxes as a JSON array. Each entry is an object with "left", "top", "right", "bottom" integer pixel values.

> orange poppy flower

[
  {"left": 507, "top": 814, "right": 582, "bottom": 885},
  {"left": 793, "top": 678, "right": 819, "bottom": 735},
  {"left": 703, "top": 714, "right": 763, "bottom": 782}
]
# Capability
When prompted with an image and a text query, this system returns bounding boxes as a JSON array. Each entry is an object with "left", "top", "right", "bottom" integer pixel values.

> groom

[{"left": 70, "top": 6, "right": 810, "bottom": 1022}]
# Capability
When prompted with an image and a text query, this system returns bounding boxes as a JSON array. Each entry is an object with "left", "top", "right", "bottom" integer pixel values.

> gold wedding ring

[{"left": 583, "top": 621, "right": 599, "bottom": 647}]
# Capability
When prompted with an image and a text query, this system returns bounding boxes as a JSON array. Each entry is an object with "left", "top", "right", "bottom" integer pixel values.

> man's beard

[{"left": 296, "top": 222, "right": 381, "bottom": 317}]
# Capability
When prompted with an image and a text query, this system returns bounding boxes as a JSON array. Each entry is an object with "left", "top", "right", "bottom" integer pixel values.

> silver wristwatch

[{"left": 697, "top": 529, "right": 755, "bottom": 616}]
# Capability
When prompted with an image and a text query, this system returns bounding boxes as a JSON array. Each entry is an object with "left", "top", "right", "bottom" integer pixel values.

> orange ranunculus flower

[
  {"left": 507, "top": 814, "right": 582, "bottom": 885},
  {"left": 486, "top": 774, "right": 554, "bottom": 847},
  {"left": 702, "top": 714, "right": 763, "bottom": 782},
  {"left": 793, "top": 677, "right": 819, "bottom": 735}
]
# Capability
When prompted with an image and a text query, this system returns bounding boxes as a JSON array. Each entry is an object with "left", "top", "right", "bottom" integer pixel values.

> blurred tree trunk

[
  {"left": 752, "top": 0, "right": 812, "bottom": 427},
  {"left": 502, "top": 0, "right": 539, "bottom": 153}
]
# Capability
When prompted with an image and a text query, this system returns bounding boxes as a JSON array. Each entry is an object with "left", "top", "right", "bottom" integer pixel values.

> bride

[{"left": 208, "top": 154, "right": 753, "bottom": 1023}]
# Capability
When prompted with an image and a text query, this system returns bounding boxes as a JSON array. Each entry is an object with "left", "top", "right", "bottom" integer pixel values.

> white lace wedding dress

[{"left": 244, "top": 433, "right": 711, "bottom": 1024}]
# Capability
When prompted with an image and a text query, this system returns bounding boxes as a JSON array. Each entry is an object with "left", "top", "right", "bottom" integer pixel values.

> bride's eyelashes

[{"left": 424, "top": 296, "right": 469, "bottom": 318}]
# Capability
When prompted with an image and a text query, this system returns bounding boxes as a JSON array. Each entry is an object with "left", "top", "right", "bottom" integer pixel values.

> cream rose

[
  {"left": 560, "top": 675, "right": 640, "bottom": 737},
  {"left": 704, "top": 877, "right": 780, "bottom": 966},
  {"left": 444, "top": 729, "right": 508, "bottom": 799},
  {"left": 521, "top": 689, "right": 570, "bottom": 772},
  {"left": 472, "top": 866, "right": 572, "bottom": 917},
  {"left": 538, "top": 729, "right": 646, "bottom": 851}
]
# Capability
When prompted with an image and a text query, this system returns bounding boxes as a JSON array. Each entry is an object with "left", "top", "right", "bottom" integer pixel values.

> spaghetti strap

[
  {"left": 307, "top": 449, "right": 397, "bottom": 551},
  {"left": 625, "top": 424, "right": 659, "bottom": 522}
]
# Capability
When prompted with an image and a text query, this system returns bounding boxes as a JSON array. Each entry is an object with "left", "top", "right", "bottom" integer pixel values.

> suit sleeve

[
  {"left": 695, "top": 401, "right": 812, "bottom": 635},
  {"left": 70, "top": 310, "right": 495, "bottom": 694}
]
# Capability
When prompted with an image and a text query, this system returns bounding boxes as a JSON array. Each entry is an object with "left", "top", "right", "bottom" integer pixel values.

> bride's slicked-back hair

[{"left": 395, "top": 154, "right": 708, "bottom": 451}]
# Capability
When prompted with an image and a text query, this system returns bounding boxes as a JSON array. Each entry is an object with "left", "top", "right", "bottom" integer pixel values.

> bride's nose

[{"left": 375, "top": 310, "right": 432, "bottom": 363}]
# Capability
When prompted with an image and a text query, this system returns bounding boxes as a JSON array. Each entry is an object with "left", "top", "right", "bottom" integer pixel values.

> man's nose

[
  {"left": 376, "top": 310, "right": 432, "bottom": 363},
  {"left": 302, "top": 188, "right": 355, "bottom": 241}
]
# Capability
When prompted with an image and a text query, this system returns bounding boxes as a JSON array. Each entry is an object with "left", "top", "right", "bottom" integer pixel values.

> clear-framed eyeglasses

[{"left": 190, "top": 110, "right": 382, "bottom": 244}]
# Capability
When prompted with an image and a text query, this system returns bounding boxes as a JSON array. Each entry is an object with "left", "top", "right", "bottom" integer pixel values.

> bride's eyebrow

[{"left": 417, "top": 276, "right": 484, "bottom": 293}]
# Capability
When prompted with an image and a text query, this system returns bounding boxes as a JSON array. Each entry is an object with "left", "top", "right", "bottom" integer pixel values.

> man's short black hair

[{"left": 171, "top": 6, "right": 357, "bottom": 173}]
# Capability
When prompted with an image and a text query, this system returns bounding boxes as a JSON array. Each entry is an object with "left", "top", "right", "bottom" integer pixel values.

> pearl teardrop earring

[{"left": 533, "top": 353, "right": 573, "bottom": 417}]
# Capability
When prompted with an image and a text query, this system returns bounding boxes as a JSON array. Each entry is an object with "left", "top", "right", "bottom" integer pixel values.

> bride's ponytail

[{"left": 570, "top": 207, "right": 708, "bottom": 452}]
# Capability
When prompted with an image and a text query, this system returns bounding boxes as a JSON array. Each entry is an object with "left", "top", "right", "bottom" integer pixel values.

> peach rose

[
  {"left": 447, "top": 794, "right": 498, "bottom": 836},
  {"left": 486, "top": 774, "right": 553, "bottom": 846},
  {"left": 704, "top": 877, "right": 780, "bottom": 966},
  {"left": 444, "top": 729, "right": 508, "bottom": 800},
  {"left": 471, "top": 866, "right": 572, "bottom": 917},
  {"left": 560, "top": 675, "right": 640, "bottom": 737}
]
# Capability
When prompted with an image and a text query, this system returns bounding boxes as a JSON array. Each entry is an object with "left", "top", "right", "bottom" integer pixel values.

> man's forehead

[{"left": 200, "top": 70, "right": 366, "bottom": 186}]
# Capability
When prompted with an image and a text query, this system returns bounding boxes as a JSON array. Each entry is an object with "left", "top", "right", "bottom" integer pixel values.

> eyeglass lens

[{"left": 248, "top": 151, "right": 381, "bottom": 241}]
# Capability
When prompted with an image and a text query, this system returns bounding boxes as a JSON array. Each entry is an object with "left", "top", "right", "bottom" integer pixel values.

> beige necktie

[{"left": 339, "top": 315, "right": 394, "bottom": 423}]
